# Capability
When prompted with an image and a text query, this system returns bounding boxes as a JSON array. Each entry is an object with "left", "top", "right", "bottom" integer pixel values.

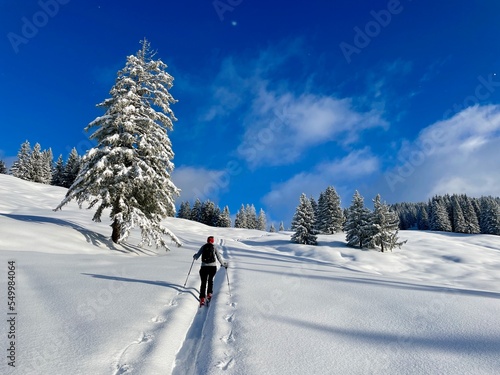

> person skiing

[{"left": 193, "top": 236, "right": 228, "bottom": 306}]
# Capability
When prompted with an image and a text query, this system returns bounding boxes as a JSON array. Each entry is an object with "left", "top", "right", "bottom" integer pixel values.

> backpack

[{"left": 201, "top": 243, "right": 216, "bottom": 263}]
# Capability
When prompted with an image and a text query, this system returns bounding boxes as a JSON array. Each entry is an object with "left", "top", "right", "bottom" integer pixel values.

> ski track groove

[{"left": 216, "top": 238, "right": 238, "bottom": 372}]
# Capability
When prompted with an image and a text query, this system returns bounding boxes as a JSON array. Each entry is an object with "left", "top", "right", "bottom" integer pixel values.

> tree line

[
  {"left": 177, "top": 199, "right": 286, "bottom": 232},
  {"left": 391, "top": 194, "right": 500, "bottom": 235},
  {"left": 2, "top": 140, "right": 81, "bottom": 188}
]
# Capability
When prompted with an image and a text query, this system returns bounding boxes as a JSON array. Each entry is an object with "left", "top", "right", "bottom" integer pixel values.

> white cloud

[
  {"left": 378, "top": 104, "right": 500, "bottom": 202},
  {"left": 172, "top": 166, "right": 233, "bottom": 204},
  {"left": 238, "top": 91, "right": 387, "bottom": 168}
]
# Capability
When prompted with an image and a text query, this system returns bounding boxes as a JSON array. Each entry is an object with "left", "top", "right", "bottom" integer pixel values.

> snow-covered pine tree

[
  {"left": 201, "top": 200, "right": 219, "bottom": 227},
  {"left": 234, "top": 204, "right": 247, "bottom": 228},
  {"left": 269, "top": 223, "right": 276, "bottom": 232},
  {"left": 219, "top": 206, "right": 232, "bottom": 227},
  {"left": 190, "top": 199, "right": 202, "bottom": 222},
  {"left": 177, "top": 201, "right": 191, "bottom": 219},
  {"left": 460, "top": 195, "right": 480, "bottom": 234},
  {"left": 479, "top": 197, "right": 500, "bottom": 235},
  {"left": 279, "top": 221, "right": 285, "bottom": 231},
  {"left": 370, "top": 194, "right": 405, "bottom": 252},
  {"left": 245, "top": 204, "right": 258, "bottom": 229},
  {"left": 41, "top": 148, "right": 54, "bottom": 184},
  {"left": 52, "top": 155, "right": 65, "bottom": 186},
  {"left": 344, "top": 191, "right": 372, "bottom": 248},
  {"left": 291, "top": 193, "right": 317, "bottom": 245},
  {"left": 430, "top": 196, "right": 452, "bottom": 232},
  {"left": 0, "top": 160, "right": 7, "bottom": 174},
  {"left": 10, "top": 140, "right": 32, "bottom": 180},
  {"left": 257, "top": 208, "right": 267, "bottom": 231},
  {"left": 62, "top": 148, "right": 81, "bottom": 188},
  {"left": 28, "top": 143, "right": 44, "bottom": 183},
  {"left": 416, "top": 202, "right": 430, "bottom": 230},
  {"left": 317, "top": 186, "right": 344, "bottom": 234},
  {"left": 55, "top": 39, "right": 181, "bottom": 249}
]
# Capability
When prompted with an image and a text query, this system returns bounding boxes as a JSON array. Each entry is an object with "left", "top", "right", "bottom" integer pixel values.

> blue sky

[{"left": 1, "top": 0, "right": 500, "bottom": 226}]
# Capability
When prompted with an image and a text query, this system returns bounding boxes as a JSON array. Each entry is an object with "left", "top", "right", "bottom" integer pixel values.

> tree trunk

[{"left": 111, "top": 219, "right": 120, "bottom": 243}]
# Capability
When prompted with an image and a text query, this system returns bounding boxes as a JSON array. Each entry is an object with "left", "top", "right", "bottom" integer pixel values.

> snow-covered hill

[{"left": 1, "top": 174, "right": 500, "bottom": 375}]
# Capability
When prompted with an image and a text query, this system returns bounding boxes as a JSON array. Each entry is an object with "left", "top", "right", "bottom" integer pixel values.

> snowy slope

[{"left": 1, "top": 174, "right": 500, "bottom": 375}]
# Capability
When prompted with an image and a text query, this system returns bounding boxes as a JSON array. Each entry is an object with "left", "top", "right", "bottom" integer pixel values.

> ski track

[
  {"left": 171, "top": 237, "right": 238, "bottom": 375},
  {"left": 111, "top": 237, "right": 239, "bottom": 375}
]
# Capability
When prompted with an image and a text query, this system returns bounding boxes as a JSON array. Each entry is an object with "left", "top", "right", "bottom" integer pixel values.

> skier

[{"left": 193, "top": 236, "right": 228, "bottom": 306}]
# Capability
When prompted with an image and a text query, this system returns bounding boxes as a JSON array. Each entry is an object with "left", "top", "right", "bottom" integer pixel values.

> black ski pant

[{"left": 199, "top": 266, "right": 217, "bottom": 298}]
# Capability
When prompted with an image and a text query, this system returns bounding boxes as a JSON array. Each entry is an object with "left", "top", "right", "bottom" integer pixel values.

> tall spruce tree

[
  {"left": 190, "top": 199, "right": 202, "bottom": 222},
  {"left": 479, "top": 197, "right": 500, "bottom": 235},
  {"left": 201, "top": 200, "right": 219, "bottom": 226},
  {"left": 430, "top": 197, "right": 452, "bottom": 232},
  {"left": 177, "top": 201, "right": 191, "bottom": 219},
  {"left": 291, "top": 193, "right": 317, "bottom": 245},
  {"left": 41, "top": 148, "right": 54, "bottom": 184},
  {"left": 219, "top": 206, "right": 232, "bottom": 227},
  {"left": 28, "top": 143, "right": 44, "bottom": 183},
  {"left": 317, "top": 186, "right": 344, "bottom": 234},
  {"left": 10, "top": 140, "right": 32, "bottom": 180},
  {"left": 245, "top": 204, "right": 258, "bottom": 229},
  {"left": 62, "top": 148, "right": 81, "bottom": 188},
  {"left": 460, "top": 195, "right": 480, "bottom": 234},
  {"left": 370, "top": 194, "right": 405, "bottom": 252},
  {"left": 234, "top": 204, "right": 247, "bottom": 228},
  {"left": 257, "top": 208, "right": 267, "bottom": 231},
  {"left": 344, "top": 191, "right": 372, "bottom": 248},
  {"left": 55, "top": 39, "right": 181, "bottom": 249},
  {"left": 52, "top": 155, "right": 65, "bottom": 186}
]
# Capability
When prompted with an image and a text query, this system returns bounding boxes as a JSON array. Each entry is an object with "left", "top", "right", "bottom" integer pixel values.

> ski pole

[
  {"left": 225, "top": 266, "right": 232, "bottom": 296},
  {"left": 183, "top": 258, "right": 195, "bottom": 287}
]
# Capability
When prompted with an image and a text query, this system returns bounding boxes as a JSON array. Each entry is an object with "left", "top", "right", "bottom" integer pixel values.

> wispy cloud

[
  {"left": 238, "top": 91, "right": 386, "bottom": 167},
  {"left": 262, "top": 148, "right": 380, "bottom": 218}
]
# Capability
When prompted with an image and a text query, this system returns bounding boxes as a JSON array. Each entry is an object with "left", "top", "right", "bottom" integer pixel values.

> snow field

[{"left": 1, "top": 174, "right": 500, "bottom": 374}]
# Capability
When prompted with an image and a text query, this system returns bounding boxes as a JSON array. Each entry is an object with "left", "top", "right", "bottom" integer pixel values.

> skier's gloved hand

[{"left": 193, "top": 254, "right": 198, "bottom": 260}]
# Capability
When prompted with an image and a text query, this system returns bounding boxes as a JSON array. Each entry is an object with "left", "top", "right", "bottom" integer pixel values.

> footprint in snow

[
  {"left": 138, "top": 333, "right": 153, "bottom": 343},
  {"left": 224, "top": 313, "right": 234, "bottom": 322},
  {"left": 151, "top": 316, "right": 166, "bottom": 323},
  {"left": 115, "top": 364, "right": 132, "bottom": 375},
  {"left": 215, "top": 357, "right": 234, "bottom": 370},
  {"left": 221, "top": 330, "right": 235, "bottom": 344}
]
